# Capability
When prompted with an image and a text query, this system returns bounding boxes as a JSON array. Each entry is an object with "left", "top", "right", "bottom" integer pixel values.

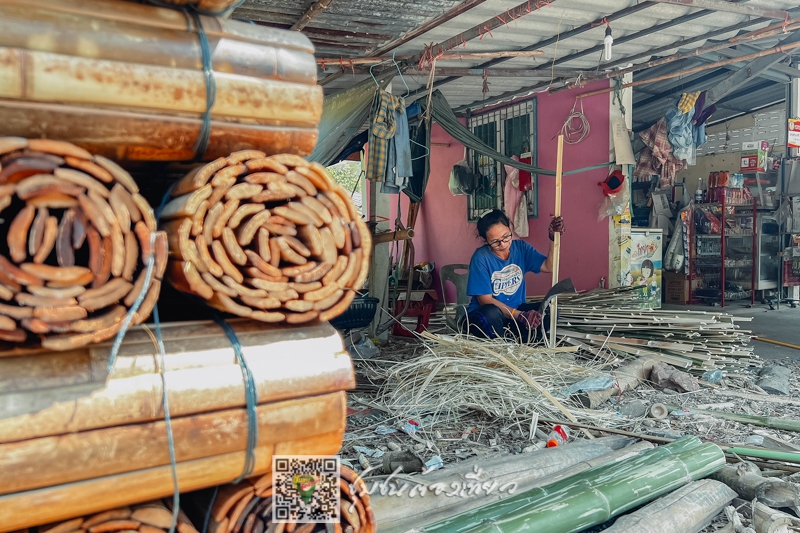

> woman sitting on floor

[{"left": 461, "top": 209, "right": 564, "bottom": 342}]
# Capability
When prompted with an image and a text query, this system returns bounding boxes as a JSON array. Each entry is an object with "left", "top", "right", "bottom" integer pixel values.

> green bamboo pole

[
  {"left": 425, "top": 437, "right": 725, "bottom": 533},
  {"left": 663, "top": 404, "right": 800, "bottom": 432},
  {"left": 725, "top": 447, "right": 800, "bottom": 463}
]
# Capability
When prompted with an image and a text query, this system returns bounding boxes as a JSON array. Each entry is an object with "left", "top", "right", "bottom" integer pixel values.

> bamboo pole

[
  {"left": 372, "top": 439, "right": 650, "bottom": 533},
  {"left": 0, "top": 429, "right": 344, "bottom": 533},
  {"left": 0, "top": 392, "right": 345, "bottom": 495},
  {"left": 663, "top": 404, "right": 800, "bottom": 432},
  {"left": 371, "top": 228, "right": 415, "bottom": 245},
  {"left": 575, "top": 38, "right": 800, "bottom": 100},
  {"left": 549, "top": 135, "right": 564, "bottom": 347},
  {"left": 598, "top": 480, "right": 736, "bottom": 533},
  {"left": 423, "top": 437, "right": 725, "bottom": 533},
  {"left": 561, "top": 18, "right": 800, "bottom": 92}
]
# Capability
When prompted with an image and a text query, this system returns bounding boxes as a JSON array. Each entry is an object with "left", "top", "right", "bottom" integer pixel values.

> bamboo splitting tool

[
  {"left": 161, "top": 152, "right": 371, "bottom": 325},
  {"left": 549, "top": 134, "right": 564, "bottom": 347},
  {"left": 0, "top": 136, "right": 165, "bottom": 350}
]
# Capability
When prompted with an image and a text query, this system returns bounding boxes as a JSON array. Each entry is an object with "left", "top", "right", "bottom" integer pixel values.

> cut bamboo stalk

[
  {"left": 549, "top": 135, "right": 564, "bottom": 347},
  {"left": 0, "top": 392, "right": 345, "bottom": 495},
  {"left": 0, "top": 137, "right": 163, "bottom": 349},
  {"left": 373, "top": 439, "right": 650, "bottom": 533},
  {"left": 423, "top": 437, "right": 725, "bottom": 533},
  {"left": 161, "top": 153, "right": 371, "bottom": 325},
  {"left": 0, "top": 429, "right": 344, "bottom": 533},
  {"left": 571, "top": 358, "right": 656, "bottom": 408},
  {"left": 598, "top": 480, "right": 736, "bottom": 533}
]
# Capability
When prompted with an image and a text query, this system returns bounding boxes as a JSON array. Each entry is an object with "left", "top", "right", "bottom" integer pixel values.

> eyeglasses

[{"left": 488, "top": 233, "right": 513, "bottom": 248}]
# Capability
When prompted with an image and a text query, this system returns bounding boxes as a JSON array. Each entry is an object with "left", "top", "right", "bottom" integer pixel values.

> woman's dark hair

[
  {"left": 476, "top": 209, "right": 510, "bottom": 241},
  {"left": 641, "top": 259, "right": 654, "bottom": 276}
]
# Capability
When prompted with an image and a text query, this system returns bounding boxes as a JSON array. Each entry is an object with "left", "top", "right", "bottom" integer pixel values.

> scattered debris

[
  {"left": 757, "top": 365, "right": 792, "bottom": 396},
  {"left": 650, "top": 361, "right": 701, "bottom": 393}
]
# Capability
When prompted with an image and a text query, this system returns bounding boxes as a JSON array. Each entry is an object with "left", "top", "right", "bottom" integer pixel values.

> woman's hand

[
  {"left": 548, "top": 216, "right": 565, "bottom": 242},
  {"left": 516, "top": 309, "right": 543, "bottom": 328}
]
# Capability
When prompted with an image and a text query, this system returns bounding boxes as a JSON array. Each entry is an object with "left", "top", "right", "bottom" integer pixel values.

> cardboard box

[
  {"left": 662, "top": 271, "right": 702, "bottom": 304},
  {"left": 740, "top": 140, "right": 769, "bottom": 173}
]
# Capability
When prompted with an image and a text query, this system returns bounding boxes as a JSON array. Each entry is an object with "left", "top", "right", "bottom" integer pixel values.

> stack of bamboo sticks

[
  {"left": 0, "top": 137, "right": 166, "bottom": 350},
  {"left": 0, "top": 0, "right": 321, "bottom": 162},
  {"left": 161, "top": 153, "right": 370, "bottom": 325},
  {"left": 206, "top": 466, "right": 375, "bottom": 533},
  {"left": 0, "top": 320, "right": 353, "bottom": 532},
  {"left": 556, "top": 289, "right": 757, "bottom": 370}
]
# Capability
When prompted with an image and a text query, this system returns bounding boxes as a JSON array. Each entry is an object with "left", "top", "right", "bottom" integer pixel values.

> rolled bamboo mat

[
  {"left": 0, "top": 137, "right": 166, "bottom": 350},
  {"left": 161, "top": 153, "right": 371, "bottom": 325},
  {"left": 0, "top": 0, "right": 321, "bottom": 162},
  {"left": 0, "top": 321, "right": 352, "bottom": 531},
  {"left": 206, "top": 466, "right": 376, "bottom": 533},
  {"left": 38, "top": 500, "right": 199, "bottom": 533}
]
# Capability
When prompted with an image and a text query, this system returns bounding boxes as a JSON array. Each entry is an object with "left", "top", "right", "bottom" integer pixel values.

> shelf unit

[{"left": 688, "top": 197, "right": 757, "bottom": 307}]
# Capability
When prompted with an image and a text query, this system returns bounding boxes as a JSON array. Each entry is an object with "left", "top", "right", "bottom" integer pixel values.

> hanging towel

[
  {"left": 504, "top": 157, "right": 526, "bottom": 237},
  {"left": 666, "top": 104, "right": 695, "bottom": 163},
  {"left": 514, "top": 194, "right": 529, "bottom": 238},
  {"left": 518, "top": 155, "right": 533, "bottom": 191},
  {"left": 636, "top": 117, "right": 684, "bottom": 188},
  {"left": 677, "top": 92, "right": 701, "bottom": 114}
]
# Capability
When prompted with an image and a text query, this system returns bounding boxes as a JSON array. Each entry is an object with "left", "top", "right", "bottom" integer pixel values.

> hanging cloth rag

[
  {"left": 382, "top": 100, "right": 413, "bottom": 194},
  {"left": 636, "top": 117, "right": 684, "bottom": 188},
  {"left": 677, "top": 92, "right": 701, "bottom": 114},
  {"left": 366, "top": 89, "right": 401, "bottom": 181},
  {"left": 514, "top": 195, "right": 529, "bottom": 238},
  {"left": 504, "top": 157, "right": 527, "bottom": 237},
  {"left": 518, "top": 155, "right": 533, "bottom": 191},
  {"left": 666, "top": 104, "right": 696, "bottom": 163}
]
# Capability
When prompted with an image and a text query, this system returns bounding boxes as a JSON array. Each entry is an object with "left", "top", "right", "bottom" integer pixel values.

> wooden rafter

[
  {"left": 419, "top": 0, "right": 556, "bottom": 59},
  {"left": 647, "top": 0, "right": 790, "bottom": 21},
  {"left": 291, "top": 0, "right": 334, "bottom": 31},
  {"left": 319, "top": 0, "right": 490, "bottom": 86}
]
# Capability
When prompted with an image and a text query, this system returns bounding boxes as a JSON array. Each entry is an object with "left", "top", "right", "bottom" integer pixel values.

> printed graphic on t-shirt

[{"left": 491, "top": 264, "right": 523, "bottom": 296}]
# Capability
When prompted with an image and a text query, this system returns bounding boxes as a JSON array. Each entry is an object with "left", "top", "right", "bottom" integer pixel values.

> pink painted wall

[{"left": 391, "top": 83, "right": 611, "bottom": 303}]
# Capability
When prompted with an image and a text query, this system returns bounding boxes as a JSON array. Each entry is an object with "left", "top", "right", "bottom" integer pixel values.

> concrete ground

[{"left": 663, "top": 302, "right": 800, "bottom": 362}]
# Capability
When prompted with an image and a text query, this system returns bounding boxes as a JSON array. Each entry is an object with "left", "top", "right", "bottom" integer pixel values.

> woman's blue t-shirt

[{"left": 466, "top": 240, "right": 546, "bottom": 313}]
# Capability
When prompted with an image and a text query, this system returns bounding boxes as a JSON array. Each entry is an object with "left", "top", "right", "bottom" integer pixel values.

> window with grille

[{"left": 466, "top": 99, "right": 538, "bottom": 222}]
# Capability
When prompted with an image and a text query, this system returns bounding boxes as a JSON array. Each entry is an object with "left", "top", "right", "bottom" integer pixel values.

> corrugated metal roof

[{"left": 233, "top": 0, "right": 798, "bottom": 128}]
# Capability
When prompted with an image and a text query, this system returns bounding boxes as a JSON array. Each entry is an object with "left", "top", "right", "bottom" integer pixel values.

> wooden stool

[{"left": 392, "top": 290, "right": 437, "bottom": 337}]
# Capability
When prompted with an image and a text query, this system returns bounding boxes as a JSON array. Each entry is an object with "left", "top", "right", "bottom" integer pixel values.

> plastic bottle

[
  {"left": 695, "top": 177, "right": 704, "bottom": 203},
  {"left": 545, "top": 425, "right": 570, "bottom": 448}
]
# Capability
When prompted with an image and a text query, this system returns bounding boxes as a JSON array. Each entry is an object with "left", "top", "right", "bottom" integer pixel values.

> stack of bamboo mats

[
  {"left": 0, "top": 138, "right": 166, "bottom": 350},
  {"left": 0, "top": 0, "right": 321, "bottom": 162},
  {"left": 0, "top": 319, "right": 355, "bottom": 532}
]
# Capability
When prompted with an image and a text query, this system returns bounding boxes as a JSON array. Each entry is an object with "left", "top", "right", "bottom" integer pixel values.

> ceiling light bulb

[{"left": 604, "top": 26, "right": 613, "bottom": 61}]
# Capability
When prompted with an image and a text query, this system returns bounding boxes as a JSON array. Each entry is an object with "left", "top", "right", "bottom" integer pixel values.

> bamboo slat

[
  {"left": 0, "top": 321, "right": 355, "bottom": 443},
  {"left": 161, "top": 153, "right": 371, "bottom": 325},
  {"left": 206, "top": 465, "right": 376, "bottom": 533},
  {"left": 0, "top": 429, "right": 344, "bottom": 532},
  {"left": 0, "top": 137, "right": 165, "bottom": 349},
  {"left": 0, "top": 0, "right": 321, "bottom": 162}
]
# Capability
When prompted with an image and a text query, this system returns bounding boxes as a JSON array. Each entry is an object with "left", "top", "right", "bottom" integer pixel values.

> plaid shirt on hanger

[{"left": 366, "top": 89, "right": 404, "bottom": 182}]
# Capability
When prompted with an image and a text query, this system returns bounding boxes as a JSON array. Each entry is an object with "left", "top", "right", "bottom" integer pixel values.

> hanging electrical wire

[{"left": 558, "top": 97, "right": 591, "bottom": 144}]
